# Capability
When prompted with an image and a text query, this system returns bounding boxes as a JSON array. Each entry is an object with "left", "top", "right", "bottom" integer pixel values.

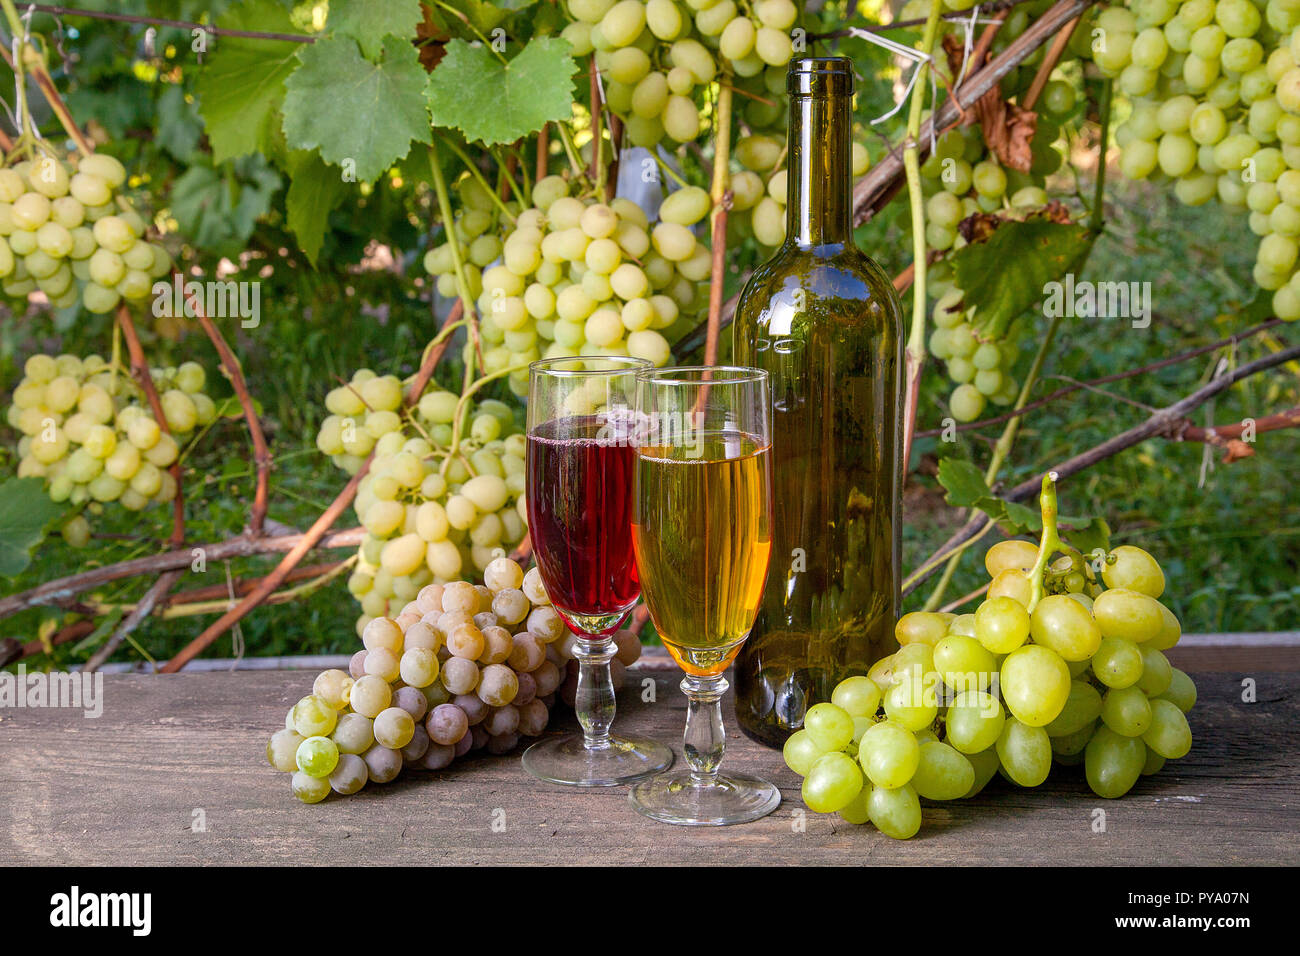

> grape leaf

[
  {"left": 169, "top": 156, "right": 282, "bottom": 259},
  {"left": 195, "top": 0, "right": 302, "bottom": 164},
  {"left": 0, "top": 478, "right": 63, "bottom": 577},
  {"left": 430, "top": 0, "right": 508, "bottom": 35},
  {"left": 155, "top": 83, "right": 204, "bottom": 163},
  {"left": 285, "top": 150, "right": 350, "bottom": 266},
  {"left": 936, "top": 459, "right": 1108, "bottom": 551},
  {"left": 327, "top": 0, "right": 423, "bottom": 59},
  {"left": 282, "top": 35, "right": 432, "bottom": 184},
  {"left": 426, "top": 37, "right": 577, "bottom": 146},
  {"left": 950, "top": 214, "right": 1094, "bottom": 339}
]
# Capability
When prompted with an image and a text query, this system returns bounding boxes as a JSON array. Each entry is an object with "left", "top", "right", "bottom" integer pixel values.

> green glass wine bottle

[{"left": 732, "top": 56, "right": 904, "bottom": 748}]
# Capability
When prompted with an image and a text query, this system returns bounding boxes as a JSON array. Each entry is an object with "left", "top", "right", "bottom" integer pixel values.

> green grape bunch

[
  {"left": 316, "top": 369, "right": 532, "bottom": 635},
  {"left": 561, "top": 0, "right": 801, "bottom": 146},
  {"left": 6, "top": 351, "right": 214, "bottom": 538},
  {"left": 1100, "top": 2, "right": 1300, "bottom": 320},
  {"left": 784, "top": 479, "right": 1195, "bottom": 839},
  {"left": 268, "top": 558, "right": 574, "bottom": 802},
  {"left": 909, "top": 57, "right": 1081, "bottom": 423},
  {"left": 0, "top": 152, "right": 172, "bottom": 314},
  {"left": 424, "top": 173, "right": 711, "bottom": 383}
]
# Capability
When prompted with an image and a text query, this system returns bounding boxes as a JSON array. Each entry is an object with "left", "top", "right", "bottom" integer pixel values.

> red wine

[{"left": 527, "top": 416, "right": 639, "bottom": 636}]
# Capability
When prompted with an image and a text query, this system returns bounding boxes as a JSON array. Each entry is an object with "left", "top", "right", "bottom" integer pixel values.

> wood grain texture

[{"left": 0, "top": 669, "right": 1295, "bottom": 866}]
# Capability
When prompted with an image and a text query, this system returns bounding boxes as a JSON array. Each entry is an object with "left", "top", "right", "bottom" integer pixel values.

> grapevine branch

[
  {"left": 114, "top": 304, "right": 185, "bottom": 548},
  {"left": 1175, "top": 404, "right": 1300, "bottom": 462},
  {"left": 82, "top": 569, "right": 183, "bottom": 672},
  {"left": 914, "top": 318, "right": 1286, "bottom": 439},
  {"left": 159, "top": 454, "right": 374, "bottom": 672},
  {"left": 905, "top": 341, "right": 1300, "bottom": 596},
  {"left": 406, "top": 299, "right": 464, "bottom": 405},
  {"left": 193, "top": 296, "right": 271, "bottom": 536},
  {"left": 0, "top": 525, "right": 368, "bottom": 620}
]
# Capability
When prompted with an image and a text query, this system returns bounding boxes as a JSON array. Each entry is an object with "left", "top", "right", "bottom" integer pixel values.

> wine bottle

[{"left": 732, "top": 56, "right": 904, "bottom": 748}]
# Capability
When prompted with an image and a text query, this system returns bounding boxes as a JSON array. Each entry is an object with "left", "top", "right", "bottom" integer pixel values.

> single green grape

[
  {"left": 802, "top": 751, "right": 864, "bottom": 814},
  {"left": 295, "top": 735, "right": 340, "bottom": 778},
  {"left": 911, "top": 740, "right": 975, "bottom": 800}
]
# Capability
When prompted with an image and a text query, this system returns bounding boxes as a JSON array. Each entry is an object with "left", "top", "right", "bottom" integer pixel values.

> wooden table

[{"left": 1, "top": 662, "right": 1296, "bottom": 866}]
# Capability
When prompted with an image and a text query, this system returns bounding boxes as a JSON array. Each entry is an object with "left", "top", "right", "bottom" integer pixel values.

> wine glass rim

[
  {"left": 528, "top": 355, "right": 652, "bottom": 377},
  {"left": 635, "top": 365, "right": 768, "bottom": 385}
]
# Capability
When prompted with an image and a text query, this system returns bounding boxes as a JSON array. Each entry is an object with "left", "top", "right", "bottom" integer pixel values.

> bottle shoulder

[{"left": 736, "top": 242, "right": 903, "bottom": 331}]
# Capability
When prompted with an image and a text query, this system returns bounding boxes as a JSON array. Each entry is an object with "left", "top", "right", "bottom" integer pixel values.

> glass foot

[
  {"left": 522, "top": 734, "right": 673, "bottom": 787},
  {"left": 628, "top": 770, "right": 781, "bottom": 826}
]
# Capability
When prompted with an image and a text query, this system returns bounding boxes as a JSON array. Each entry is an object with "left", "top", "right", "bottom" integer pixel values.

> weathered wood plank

[{"left": 0, "top": 669, "right": 1295, "bottom": 865}]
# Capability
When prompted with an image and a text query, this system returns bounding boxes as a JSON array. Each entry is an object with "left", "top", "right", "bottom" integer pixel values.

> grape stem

[
  {"left": 650, "top": 150, "right": 690, "bottom": 190},
  {"left": 428, "top": 138, "right": 485, "bottom": 375},
  {"left": 588, "top": 57, "right": 606, "bottom": 196},
  {"left": 1025, "top": 473, "right": 1062, "bottom": 614},
  {"left": 87, "top": 556, "right": 357, "bottom": 621},
  {"left": 440, "top": 137, "right": 518, "bottom": 225},
  {"left": 899, "top": 0, "right": 945, "bottom": 467},
  {"left": 438, "top": 362, "right": 530, "bottom": 479},
  {"left": 555, "top": 121, "right": 586, "bottom": 182},
  {"left": 0, "top": 0, "right": 39, "bottom": 152},
  {"left": 16, "top": 44, "right": 92, "bottom": 155},
  {"left": 905, "top": 340, "right": 1300, "bottom": 599},
  {"left": 703, "top": 78, "right": 733, "bottom": 367}
]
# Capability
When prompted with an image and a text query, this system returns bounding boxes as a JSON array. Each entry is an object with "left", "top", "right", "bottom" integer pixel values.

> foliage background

[{"left": 1, "top": 0, "right": 1296, "bottom": 667}]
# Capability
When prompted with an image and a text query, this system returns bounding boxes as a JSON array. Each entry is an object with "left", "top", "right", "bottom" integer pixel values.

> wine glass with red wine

[{"left": 521, "top": 356, "right": 674, "bottom": 786}]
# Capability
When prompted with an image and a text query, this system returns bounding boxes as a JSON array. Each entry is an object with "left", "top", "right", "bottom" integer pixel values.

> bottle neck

[{"left": 786, "top": 92, "right": 853, "bottom": 249}]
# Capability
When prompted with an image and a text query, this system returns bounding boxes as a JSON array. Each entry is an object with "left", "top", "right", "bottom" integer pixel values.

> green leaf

[
  {"left": 155, "top": 83, "right": 204, "bottom": 163},
  {"left": 0, "top": 478, "right": 63, "bottom": 576},
  {"left": 950, "top": 215, "right": 1095, "bottom": 339},
  {"left": 285, "top": 150, "right": 350, "bottom": 265},
  {"left": 282, "top": 35, "right": 433, "bottom": 184},
  {"left": 327, "top": 0, "right": 423, "bottom": 58},
  {"left": 935, "top": 459, "right": 1104, "bottom": 545},
  {"left": 169, "top": 156, "right": 282, "bottom": 258},
  {"left": 437, "top": 0, "right": 508, "bottom": 34},
  {"left": 195, "top": 0, "right": 302, "bottom": 164},
  {"left": 71, "top": 607, "right": 127, "bottom": 656},
  {"left": 426, "top": 36, "right": 577, "bottom": 146},
  {"left": 1061, "top": 517, "right": 1111, "bottom": 556},
  {"left": 936, "top": 459, "right": 990, "bottom": 509}
]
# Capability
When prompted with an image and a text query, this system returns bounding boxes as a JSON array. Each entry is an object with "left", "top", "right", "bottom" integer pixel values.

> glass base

[
  {"left": 628, "top": 770, "right": 781, "bottom": 826},
  {"left": 522, "top": 733, "right": 673, "bottom": 787}
]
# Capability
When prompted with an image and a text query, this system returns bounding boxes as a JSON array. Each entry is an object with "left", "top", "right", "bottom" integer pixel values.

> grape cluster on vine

[
  {"left": 424, "top": 173, "right": 714, "bottom": 382},
  {"left": 561, "top": 0, "right": 798, "bottom": 147},
  {"left": 317, "top": 369, "right": 534, "bottom": 634},
  {"left": 1100, "top": 3, "right": 1300, "bottom": 320},
  {"left": 7, "top": 351, "right": 214, "bottom": 540},
  {"left": 0, "top": 152, "right": 171, "bottom": 314},
  {"left": 905, "top": 4, "right": 1085, "bottom": 422}
]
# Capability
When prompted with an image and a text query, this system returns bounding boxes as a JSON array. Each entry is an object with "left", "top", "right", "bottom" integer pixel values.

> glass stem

[
  {"left": 573, "top": 636, "right": 617, "bottom": 751},
  {"left": 681, "top": 673, "right": 728, "bottom": 787}
]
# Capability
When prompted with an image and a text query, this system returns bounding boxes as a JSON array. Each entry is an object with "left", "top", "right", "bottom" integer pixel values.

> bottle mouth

[{"left": 787, "top": 56, "right": 855, "bottom": 96}]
